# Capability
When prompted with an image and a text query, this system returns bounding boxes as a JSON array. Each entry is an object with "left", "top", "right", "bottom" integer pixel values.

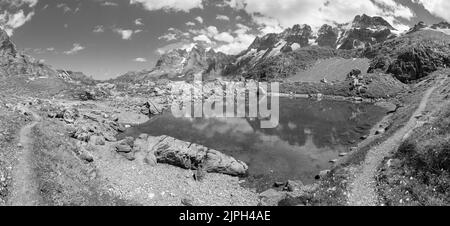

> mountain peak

[
  {"left": 0, "top": 28, "right": 16, "bottom": 55},
  {"left": 352, "top": 14, "right": 395, "bottom": 30}
]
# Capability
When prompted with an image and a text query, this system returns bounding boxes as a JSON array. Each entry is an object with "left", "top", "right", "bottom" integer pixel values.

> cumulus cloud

[
  {"left": 0, "top": 0, "right": 38, "bottom": 35},
  {"left": 215, "top": 32, "right": 255, "bottom": 55},
  {"left": 56, "top": 3, "right": 72, "bottom": 13},
  {"left": 0, "top": 10, "right": 35, "bottom": 36},
  {"left": 113, "top": 28, "right": 140, "bottom": 40},
  {"left": 93, "top": 25, "right": 105, "bottom": 33},
  {"left": 133, "top": 57, "right": 147, "bottom": 62},
  {"left": 214, "top": 32, "right": 234, "bottom": 43},
  {"left": 134, "top": 18, "right": 144, "bottom": 26},
  {"left": 195, "top": 16, "right": 203, "bottom": 24},
  {"left": 130, "top": 0, "right": 203, "bottom": 12},
  {"left": 156, "top": 42, "right": 195, "bottom": 55},
  {"left": 193, "top": 34, "right": 212, "bottom": 43},
  {"left": 413, "top": 0, "right": 450, "bottom": 22},
  {"left": 225, "top": 0, "right": 414, "bottom": 32},
  {"left": 216, "top": 14, "right": 230, "bottom": 21},
  {"left": 101, "top": 1, "right": 118, "bottom": 6},
  {"left": 64, "top": 43, "right": 85, "bottom": 55},
  {"left": 186, "top": 21, "right": 196, "bottom": 26}
]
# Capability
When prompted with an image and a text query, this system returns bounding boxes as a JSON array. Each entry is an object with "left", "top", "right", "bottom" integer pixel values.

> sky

[{"left": 0, "top": 0, "right": 449, "bottom": 80}]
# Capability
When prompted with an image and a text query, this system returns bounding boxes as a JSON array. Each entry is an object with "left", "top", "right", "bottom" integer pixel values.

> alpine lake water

[{"left": 119, "top": 97, "right": 387, "bottom": 191}]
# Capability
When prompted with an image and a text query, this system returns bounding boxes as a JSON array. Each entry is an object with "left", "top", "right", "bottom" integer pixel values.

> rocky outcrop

[
  {"left": 0, "top": 29, "right": 16, "bottom": 55},
  {"left": 0, "top": 27, "right": 59, "bottom": 79},
  {"left": 57, "top": 70, "right": 96, "bottom": 85},
  {"left": 154, "top": 136, "right": 248, "bottom": 176},
  {"left": 407, "top": 21, "right": 450, "bottom": 36},
  {"left": 112, "top": 45, "right": 234, "bottom": 82},
  {"left": 337, "top": 14, "right": 396, "bottom": 50},
  {"left": 125, "top": 135, "right": 248, "bottom": 176},
  {"left": 316, "top": 24, "right": 339, "bottom": 48},
  {"left": 365, "top": 29, "right": 450, "bottom": 82}
]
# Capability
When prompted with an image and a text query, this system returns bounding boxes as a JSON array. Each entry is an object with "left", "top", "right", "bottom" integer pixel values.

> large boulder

[{"left": 132, "top": 135, "right": 248, "bottom": 176}]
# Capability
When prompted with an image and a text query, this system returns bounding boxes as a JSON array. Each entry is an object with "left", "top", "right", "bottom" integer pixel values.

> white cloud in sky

[
  {"left": 0, "top": 0, "right": 38, "bottom": 36},
  {"left": 102, "top": 1, "right": 118, "bottom": 7},
  {"left": 193, "top": 34, "right": 212, "bottom": 43},
  {"left": 0, "top": 10, "right": 35, "bottom": 36},
  {"left": 135, "top": 18, "right": 144, "bottom": 26},
  {"left": 216, "top": 14, "right": 230, "bottom": 21},
  {"left": 64, "top": 43, "right": 85, "bottom": 55},
  {"left": 113, "top": 28, "right": 140, "bottom": 40},
  {"left": 133, "top": 57, "right": 147, "bottom": 62},
  {"left": 226, "top": 0, "right": 414, "bottom": 32},
  {"left": 413, "top": 0, "right": 450, "bottom": 22},
  {"left": 195, "top": 16, "right": 204, "bottom": 24},
  {"left": 130, "top": 0, "right": 203, "bottom": 12},
  {"left": 93, "top": 25, "right": 105, "bottom": 33}
]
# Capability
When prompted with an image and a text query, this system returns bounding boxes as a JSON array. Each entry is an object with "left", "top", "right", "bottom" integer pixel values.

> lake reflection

[{"left": 120, "top": 98, "right": 386, "bottom": 190}]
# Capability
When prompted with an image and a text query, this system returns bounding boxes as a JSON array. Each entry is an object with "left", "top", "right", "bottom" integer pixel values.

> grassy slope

[
  {"left": 376, "top": 76, "right": 450, "bottom": 206},
  {"left": 30, "top": 120, "right": 131, "bottom": 206}
]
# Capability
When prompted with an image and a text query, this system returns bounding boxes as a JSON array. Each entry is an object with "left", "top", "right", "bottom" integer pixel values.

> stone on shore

[{"left": 130, "top": 135, "right": 248, "bottom": 176}]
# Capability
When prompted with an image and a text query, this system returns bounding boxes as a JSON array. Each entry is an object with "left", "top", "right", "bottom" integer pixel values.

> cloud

[
  {"left": 0, "top": 10, "right": 35, "bottom": 36},
  {"left": 56, "top": 3, "right": 72, "bottom": 13},
  {"left": 215, "top": 32, "right": 255, "bottom": 55},
  {"left": 216, "top": 14, "right": 230, "bottom": 21},
  {"left": 130, "top": 0, "right": 203, "bottom": 12},
  {"left": 93, "top": 25, "right": 105, "bottom": 33},
  {"left": 113, "top": 28, "right": 140, "bottom": 40},
  {"left": 193, "top": 34, "right": 212, "bottom": 43},
  {"left": 64, "top": 43, "right": 85, "bottom": 55},
  {"left": 226, "top": 0, "right": 414, "bottom": 32},
  {"left": 0, "top": 0, "right": 38, "bottom": 35},
  {"left": 155, "top": 42, "right": 195, "bottom": 55},
  {"left": 186, "top": 21, "right": 196, "bottom": 26},
  {"left": 133, "top": 57, "right": 147, "bottom": 62},
  {"left": 134, "top": 18, "right": 144, "bottom": 26},
  {"left": 101, "top": 1, "right": 118, "bottom": 6},
  {"left": 214, "top": 32, "right": 235, "bottom": 43},
  {"left": 195, "top": 16, "right": 203, "bottom": 24},
  {"left": 159, "top": 33, "right": 177, "bottom": 41},
  {"left": 413, "top": 0, "right": 450, "bottom": 22},
  {"left": 0, "top": 0, "right": 38, "bottom": 8}
]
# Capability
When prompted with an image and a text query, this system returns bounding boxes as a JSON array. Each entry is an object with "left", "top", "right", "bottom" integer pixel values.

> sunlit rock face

[
  {"left": 0, "top": 28, "right": 58, "bottom": 79},
  {"left": 336, "top": 14, "right": 397, "bottom": 50}
]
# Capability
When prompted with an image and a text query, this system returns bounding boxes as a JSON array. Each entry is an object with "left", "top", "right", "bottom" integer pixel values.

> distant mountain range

[
  {"left": 111, "top": 14, "right": 450, "bottom": 83},
  {"left": 1, "top": 14, "right": 450, "bottom": 84}
]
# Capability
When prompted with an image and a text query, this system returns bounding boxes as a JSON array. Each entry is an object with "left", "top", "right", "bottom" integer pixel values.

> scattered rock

[
  {"left": 283, "top": 180, "right": 304, "bottom": 192},
  {"left": 315, "top": 170, "right": 331, "bottom": 180},
  {"left": 116, "top": 144, "right": 132, "bottom": 153},
  {"left": 259, "top": 189, "right": 286, "bottom": 206},
  {"left": 375, "top": 128, "right": 385, "bottom": 135},
  {"left": 181, "top": 195, "right": 195, "bottom": 206},
  {"left": 89, "top": 135, "right": 105, "bottom": 146},
  {"left": 273, "top": 182, "right": 285, "bottom": 188}
]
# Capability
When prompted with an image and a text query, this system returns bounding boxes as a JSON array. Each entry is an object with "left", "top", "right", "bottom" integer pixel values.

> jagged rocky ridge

[
  {"left": 113, "top": 45, "right": 235, "bottom": 83},
  {"left": 114, "top": 14, "right": 450, "bottom": 83},
  {"left": 114, "top": 14, "right": 405, "bottom": 82},
  {"left": 0, "top": 28, "right": 57, "bottom": 78}
]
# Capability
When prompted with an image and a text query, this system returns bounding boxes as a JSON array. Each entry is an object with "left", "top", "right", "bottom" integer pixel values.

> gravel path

[
  {"left": 8, "top": 107, "right": 41, "bottom": 206},
  {"left": 347, "top": 76, "right": 446, "bottom": 206}
]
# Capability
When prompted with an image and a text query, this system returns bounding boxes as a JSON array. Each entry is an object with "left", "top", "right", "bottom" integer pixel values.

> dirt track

[
  {"left": 8, "top": 107, "right": 41, "bottom": 206},
  {"left": 347, "top": 75, "right": 447, "bottom": 206}
]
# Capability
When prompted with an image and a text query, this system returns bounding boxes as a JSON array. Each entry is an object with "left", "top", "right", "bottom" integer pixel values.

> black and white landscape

[{"left": 0, "top": 0, "right": 449, "bottom": 207}]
